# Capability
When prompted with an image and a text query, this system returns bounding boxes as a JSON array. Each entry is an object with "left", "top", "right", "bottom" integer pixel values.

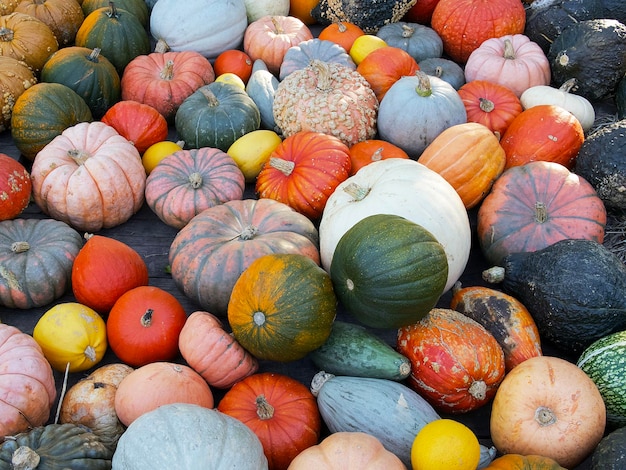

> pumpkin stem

[
  {"left": 84, "top": 345, "right": 97, "bottom": 363},
  {"left": 482, "top": 266, "right": 505, "bottom": 284},
  {"left": 67, "top": 148, "right": 90, "bottom": 165},
  {"left": 557, "top": 52, "right": 569, "bottom": 67},
  {"left": 370, "top": 147, "right": 384, "bottom": 163},
  {"left": 10, "top": 446, "right": 40, "bottom": 470},
  {"left": 337, "top": 22, "right": 347, "bottom": 33},
  {"left": 0, "top": 27, "right": 14, "bottom": 42},
  {"left": 253, "top": 311, "right": 266, "bottom": 326},
  {"left": 310, "top": 370, "right": 335, "bottom": 397},
  {"left": 269, "top": 156, "right": 295, "bottom": 176},
  {"left": 87, "top": 48, "right": 103, "bottom": 63},
  {"left": 107, "top": 1, "right": 119, "bottom": 18},
  {"left": 271, "top": 16, "right": 284, "bottom": 34},
  {"left": 414, "top": 71, "right": 433, "bottom": 98},
  {"left": 160, "top": 60, "right": 175, "bottom": 80},
  {"left": 534, "top": 202, "right": 548, "bottom": 223},
  {"left": 311, "top": 60, "right": 332, "bottom": 92},
  {"left": 503, "top": 39, "right": 516, "bottom": 60},
  {"left": 559, "top": 78, "right": 578, "bottom": 94},
  {"left": 154, "top": 38, "right": 170, "bottom": 54},
  {"left": 434, "top": 66, "right": 444, "bottom": 79},
  {"left": 401, "top": 24, "right": 415, "bottom": 38},
  {"left": 534, "top": 406, "right": 557, "bottom": 426},
  {"left": 200, "top": 87, "right": 219, "bottom": 107},
  {"left": 342, "top": 182, "right": 370, "bottom": 201},
  {"left": 468, "top": 380, "right": 487, "bottom": 400},
  {"left": 11, "top": 241, "right": 29, "bottom": 253},
  {"left": 188, "top": 172, "right": 203, "bottom": 189},
  {"left": 478, "top": 97, "right": 495, "bottom": 113},
  {"left": 255, "top": 395, "right": 275, "bottom": 420},
  {"left": 239, "top": 225, "right": 258, "bottom": 240},
  {"left": 141, "top": 308, "right": 154, "bottom": 327}
]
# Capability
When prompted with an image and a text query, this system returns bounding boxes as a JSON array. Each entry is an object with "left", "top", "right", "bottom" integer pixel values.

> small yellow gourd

[{"left": 227, "top": 129, "right": 282, "bottom": 182}]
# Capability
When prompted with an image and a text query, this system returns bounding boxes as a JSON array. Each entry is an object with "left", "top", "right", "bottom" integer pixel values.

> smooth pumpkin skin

[
  {"left": 228, "top": 253, "right": 337, "bottom": 362},
  {"left": 0, "top": 11, "right": 59, "bottom": 72},
  {"left": 348, "top": 139, "right": 409, "bottom": 175},
  {"left": 484, "top": 454, "right": 567, "bottom": 470},
  {"left": 0, "top": 54, "right": 37, "bottom": 133},
  {"left": 356, "top": 45, "right": 419, "bottom": 102},
  {"left": 15, "top": 0, "right": 85, "bottom": 46},
  {"left": 0, "top": 324, "right": 57, "bottom": 439},
  {"left": 81, "top": 0, "right": 149, "bottom": 27},
  {"left": 376, "top": 22, "right": 443, "bottom": 63},
  {"left": 0, "top": 152, "right": 31, "bottom": 220},
  {"left": 318, "top": 21, "right": 365, "bottom": 53}
]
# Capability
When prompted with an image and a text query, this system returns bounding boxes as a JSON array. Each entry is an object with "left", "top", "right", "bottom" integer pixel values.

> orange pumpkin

[
  {"left": 15, "top": 0, "right": 85, "bottom": 46},
  {"left": 178, "top": 311, "right": 258, "bottom": 389},
  {"left": 490, "top": 355, "right": 606, "bottom": 468},
  {"left": 418, "top": 122, "right": 506, "bottom": 209},
  {"left": 0, "top": 11, "right": 59, "bottom": 72},
  {"left": 0, "top": 152, "right": 31, "bottom": 221},
  {"left": 218, "top": 372, "right": 322, "bottom": 470},
  {"left": 484, "top": 454, "right": 567, "bottom": 470},
  {"left": 318, "top": 21, "right": 365, "bottom": 53},
  {"left": 213, "top": 49, "right": 253, "bottom": 84},
  {"left": 356, "top": 46, "right": 420, "bottom": 102},
  {"left": 348, "top": 139, "right": 409, "bottom": 175},
  {"left": 397, "top": 308, "right": 506, "bottom": 413},
  {"left": 288, "top": 0, "right": 319, "bottom": 25}
]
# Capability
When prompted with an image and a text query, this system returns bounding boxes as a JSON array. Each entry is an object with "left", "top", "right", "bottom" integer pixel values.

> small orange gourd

[{"left": 484, "top": 454, "right": 567, "bottom": 470}]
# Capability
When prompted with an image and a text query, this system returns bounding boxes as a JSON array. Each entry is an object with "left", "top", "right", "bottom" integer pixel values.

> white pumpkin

[
  {"left": 150, "top": 0, "right": 248, "bottom": 60},
  {"left": 520, "top": 79, "right": 596, "bottom": 132},
  {"left": 318, "top": 158, "right": 471, "bottom": 293},
  {"left": 243, "top": 0, "right": 290, "bottom": 22}
]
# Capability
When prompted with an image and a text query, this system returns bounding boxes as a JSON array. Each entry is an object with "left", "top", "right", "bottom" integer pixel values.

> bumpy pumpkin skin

[
  {"left": 0, "top": 11, "right": 59, "bottom": 72},
  {"left": 0, "top": 55, "right": 37, "bottom": 133},
  {"left": 15, "top": 0, "right": 85, "bottom": 46},
  {"left": 0, "top": 153, "right": 31, "bottom": 221},
  {"left": 311, "top": 0, "right": 417, "bottom": 34}
]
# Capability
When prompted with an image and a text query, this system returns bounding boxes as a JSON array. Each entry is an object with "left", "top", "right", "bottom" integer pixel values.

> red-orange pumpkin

[
  {"left": 218, "top": 372, "right": 322, "bottom": 470},
  {"left": 403, "top": 0, "right": 441, "bottom": 24},
  {"left": 477, "top": 160, "right": 606, "bottom": 266},
  {"left": 0, "top": 152, "right": 31, "bottom": 221},
  {"left": 100, "top": 100, "right": 168, "bottom": 153},
  {"left": 255, "top": 131, "right": 352, "bottom": 220},
  {"left": 500, "top": 104, "right": 584, "bottom": 170},
  {"left": 348, "top": 139, "right": 409, "bottom": 176},
  {"left": 397, "top": 308, "right": 506, "bottom": 413},
  {"left": 213, "top": 49, "right": 253, "bottom": 84},
  {"left": 356, "top": 46, "right": 419, "bottom": 102},
  {"left": 317, "top": 21, "right": 365, "bottom": 53}
]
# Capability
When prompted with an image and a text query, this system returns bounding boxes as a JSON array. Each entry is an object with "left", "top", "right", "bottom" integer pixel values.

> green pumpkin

[
  {"left": 75, "top": 2, "right": 151, "bottom": 75},
  {"left": 41, "top": 47, "right": 121, "bottom": 119},
  {"left": 0, "top": 423, "right": 112, "bottom": 469},
  {"left": 10, "top": 82, "right": 93, "bottom": 161},
  {"left": 175, "top": 81, "right": 261, "bottom": 152},
  {"left": 330, "top": 213, "right": 448, "bottom": 329},
  {"left": 82, "top": 0, "right": 149, "bottom": 28}
]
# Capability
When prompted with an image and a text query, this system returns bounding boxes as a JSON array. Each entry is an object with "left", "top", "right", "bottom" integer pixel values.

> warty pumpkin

[
  {"left": 0, "top": 11, "right": 58, "bottom": 72},
  {"left": 278, "top": 37, "right": 355, "bottom": 81},
  {"left": 15, "top": 0, "right": 85, "bottom": 46},
  {"left": 0, "top": 152, "right": 30, "bottom": 221},
  {"left": 0, "top": 56, "right": 37, "bottom": 133}
]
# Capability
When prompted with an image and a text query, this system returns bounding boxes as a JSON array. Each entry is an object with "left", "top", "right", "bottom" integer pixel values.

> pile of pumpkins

[{"left": 1, "top": 0, "right": 626, "bottom": 468}]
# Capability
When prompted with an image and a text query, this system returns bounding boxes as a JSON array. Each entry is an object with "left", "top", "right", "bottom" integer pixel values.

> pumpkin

[
  {"left": 0, "top": 0, "right": 18, "bottom": 15},
  {"left": 402, "top": 0, "right": 440, "bottom": 24},
  {"left": 431, "top": 0, "right": 526, "bottom": 63},
  {"left": 450, "top": 284, "right": 542, "bottom": 372},
  {"left": 490, "top": 355, "right": 606, "bottom": 468},
  {"left": 33, "top": 302, "right": 108, "bottom": 373},
  {"left": 228, "top": 253, "right": 337, "bottom": 362},
  {"left": 75, "top": 2, "right": 151, "bottom": 75},
  {"left": 397, "top": 308, "right": 506, "bottom": 413},
  {"left": 112, "top": 403, "right": 268, "bottom": 469},
  {"left": 289, "top": 431, "right": 407, "bottom": 469},
  {"left": 375, "top": 22, "right": 443, "bottom": 62},
  {"left": 318, "top": 21, "right": 365, "bottom": 53},
  {"left": 178, "top": 311, "right": 258, "bottom": 389},
  {"left": 243, "top": 15, "right": 314, "bottom": 76},
  {"left": 0, "top": 11, "right": 58, "bottom": 72},
  {"left": 464, "top": 34, "right": 551, "bottom": 98},
  {"left": 457, "top": 79, "right": 522, "bottom": 137},
  {"left": 0, "top": 324, "right": 56, "bottom": 439},
  {"left": 81, "top": 0, "right": 148, "bottom": 27},
  {"left": 214, "top": 49, "right": 254, "bottom": 84},
  {"left": 149, "top": 0, "right": 248, "bottom": 61},
  {"left": 278, "top": 37, "right": 355, "bottom": 81},
  {"left": 0, "top": 55, "right": 37, "bottom": 133},
  {"left": 591, "top": 425, "right": 626, "bottom": 470},
  {"left": 0, "top": 423, "right": 112, "bottom": 468},
  {"left": 114, "top": 362, "right": 214, "bottom": 427},
  {"left": 418, "top": 122, "right": 506, "bottom": 209},
  {"left": 227, "top": 129, "right": 283, "bottom": 182},
  {"left": 59, "top": 363, "right": 134, "bottom": 451},
  {"left": 246, "top": 59, "right": 280, "bottom": 132},
  {"left": 100, "top": 100, "right": 168, "bottom": 153},
  {"left": 0, "top": 218, "right": 82, "bottom": 309},
  {"left": 319, "top": 158, "right": 471, "bottom": 293},
  {"left": 348, "top": 33, "right": 388, "bottom": 65},
  {"left": 10, "top": 82, "right": 93, "bottom": 161},
  {"left": 106, "top": 285, "right": 188, "bottom": 367},
  {"left": 175, "top": 81, "right": 260, "bottom": 152},
  {"left": 168, "top": 198, "right": 320, "bottom": 315},
  {"left": 477, "top": 161, "right": 606, "bottom": 266},
  {"left": 71, "top": 234, "right": 149, "bottom": 315},
  {"left": 484, "top": 454, "right": 567, "bottom": 470},
  {"left": 348, "top": 139, "right": 409, "bottom": 175},
  {"left": 417, "top": 57, "right": 465, "bottom": 90},
  {"left": 289, "top": 0, "right": 318, "bottom": 25},
  {"left": 377, "top": 70, "right": 467, "bottom": 159},
  {"left": 311, "top": 0, "right": 417, "bottom": 34},
  {"left": 0, "top": 153, "right": 30, "bottom": 221},
  {"left": 218, "top": 372, "right": 322, "bottom": 469},
  {"left": 520, "top": 78, "right": 596, "bottom": 132},
  {"left": 255, "top": 131, "right": 351, "bottom": 220},
  {"left": 15, "top": 0, "right": 85, "bottom": 46},
  {"left": 499, "top": 104, "right": 585, "bottom": 170},
  {"left": 355, "top": 46, "right": 419, "bottom": 102},
  {"left": 121, "top": 50, "right": 215, "bottom": 122},
  {"left": 273, "top": 60, "right": 378, "bottom": 147},
  {"left": 145, "top": 147, "right": 245, "bottom": 229},
  {"left": 30, "top": 121, "right": 146, "bottom": 232},
  {"left": 244, "top": 0, "right": 290, "bottom": 23},
  {"left": 40, "top": 46, "right": 121, "bottom": 119}
]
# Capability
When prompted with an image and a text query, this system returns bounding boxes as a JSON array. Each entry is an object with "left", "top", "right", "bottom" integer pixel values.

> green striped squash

[{"left": 577, "top": 330, "right": 626, "bottom": 426}]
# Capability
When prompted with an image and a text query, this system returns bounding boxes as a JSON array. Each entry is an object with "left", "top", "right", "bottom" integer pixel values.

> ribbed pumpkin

[
  {"left": 168, "top": 198, "right": 320, "bottom": 315},
  {"left": 0, "top": 1, "right": 19, "bottom": 15},
  {"left": 228, "top": 253, "right": 337, "bottom": 362},
  {"left": 273, "top": 59, "right": 377, "bottom": 147},
  {"left": 348, "top": 139, "right": 409, "bottom": 175},
  {"left": 255, "top": 131, "right": 351, "bottom": 220},
  {"left": 0, "top": 218, "right": 82, "bottom": 309},
  {"left": 278, "top": 38, "right": 355, "bottom": 81},
  {"left": 477, "top": 161, "right": 607, "bottom": 266},
  {"left": 0, "top": 152, "right": 31, "bottom": 221},
  {"left": 15, "top": 0, "right": 85, "bottom": 46},
  {"left": 418, "top": 122, "right": 506, "bottom": 209},
  {"left": 375, "top": 22, "right": 443, "bottom": 62},
  {"left": 40, "top": 46, "right": 121, "bottom": 119},
  {"left": 0, "top": 11, "right": 58, "bottom": 72},
  {"left": 0, "top": 55, "right": 37, "bottom": 133},
  {"left": 101, "top": 100, "right": 169, "bottom": 153},
  {"left": 317, "top": 21, "right": 365, "bottom": 53},
  {"left": 81, "top": 0, "right": 149, "bottom": 27},
  {"left": 397, "top": 308, "right": 506, "bottom": 413},
  {"left": 145, "top": 147, "right": 245, "bottom": 229},
  {"left": 10, "top": 82, "right": 93, "bottom": 161},
  {"left": 218, "top": 372, "right": 322, "bottom": 470}
]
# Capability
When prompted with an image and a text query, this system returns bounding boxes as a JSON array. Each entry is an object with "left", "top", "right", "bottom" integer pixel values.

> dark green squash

[
  {"left": 547, "top": 18, "right": 626, "bottom": 101},
  {"left": 40, "top": 46, "right": 121, "bottom": 119},
  {"left": 82, "top": 0, "right": 149, "bottom": 28},
  {"left": 311, "top": 0, "right": 416, "bottom": 34},
  {"left": 330, "top": 213, "right": 448, "bottom": 329},
  {"left": 616, "top": 75, "right": 626, "bottom": 120},
  {"left": 575, "top": 118, "right": 626, "bottom": 211},
  {"left": 10, "top": 82, "right": 93, "bottom": 160},
  {"left": 175, "top": 81, "right": 260, "bottom": 152},
  {"left": 591, "top": 425, "right": 626, "bottom": 469},
  {"left": 483, "top": 238, "right": 626, "bottom": 354},
  {"left": 598, "top": 0, "right": 626, "bottom": 25},
  {"left": 0, "top": 423, "right": 112, "bottom": 469}
]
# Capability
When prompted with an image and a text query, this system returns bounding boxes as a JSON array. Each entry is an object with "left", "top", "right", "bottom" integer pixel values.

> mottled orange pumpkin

[{"left": 0, "top": 153, "right": 31, "bottom": 221}]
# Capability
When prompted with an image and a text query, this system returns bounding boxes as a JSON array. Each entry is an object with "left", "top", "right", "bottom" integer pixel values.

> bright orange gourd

[
  {"left": 318, "top": 21, "right": 365, "bottom": 52},
  {"left": 484, "top": 454, "right": 567, "bottom": 470},
  {"left": 213, "top": 49, "right": 253, "bottom": 84},
  {"left": 348, "top": 139, "right": 409, "bottom": 175},
  {"left": 0, "top": 153, "right": 31, "bottom": 221},
  {"left": 356, "top": 46, "right": 419, "bottom": 102}
]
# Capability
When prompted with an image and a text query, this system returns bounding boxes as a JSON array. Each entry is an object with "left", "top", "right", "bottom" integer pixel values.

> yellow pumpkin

[
  {"left": 349, "top": 34, "right": 387, "bottom": 64},
  {"left": 227, "top": 129, "right": 282, "bottom": 182},
  {"left": 33, "top": 302, "right": 108, "bottom": 373}
]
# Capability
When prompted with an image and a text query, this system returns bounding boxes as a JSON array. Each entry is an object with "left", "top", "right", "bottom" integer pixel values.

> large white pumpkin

[
  {"left": 319, "top": 158, "right": 471, "bottom": 293},
  {"left": 150, "top": 0, "right": 248, "bottom": 60}
]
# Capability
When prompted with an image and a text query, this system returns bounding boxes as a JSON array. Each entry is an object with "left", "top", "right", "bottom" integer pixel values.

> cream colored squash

[
  {"left": 318, "top": 158, "right": 471, "bottom": 293},
  {"left": 243, "top": 0, "right": 290, "bottom": 22}
]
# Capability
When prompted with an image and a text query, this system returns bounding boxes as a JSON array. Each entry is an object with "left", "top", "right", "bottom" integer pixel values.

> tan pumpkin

[
  {"left": 15, "top": 0, "right": 85, "bottom": 46},
  {"left": 0, "top": 55, "right": 37, "bottom": 133},
  {"left": 30, "top": 121, "right": 146, "bottom": 232},
  {"left": 0, "top": 11, "right": 59, "bottom": 72}
]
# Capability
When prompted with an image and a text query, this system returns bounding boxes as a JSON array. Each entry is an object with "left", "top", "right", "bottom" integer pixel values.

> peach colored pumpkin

[
  {"left": 178, "top": 311, "right": 258, "bottom": 389},
  {"left": 464, "top": 34, "right": 551, "bottom": 98},
  {"left": 30, "top": 121, "right": 146, "bottom": 232}
]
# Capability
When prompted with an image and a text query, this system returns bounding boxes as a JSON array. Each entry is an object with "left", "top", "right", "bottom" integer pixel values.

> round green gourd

[
  {"left": 81, "top": 0, "right": 149, "bottom": 28},
  {"left": 175, "top": 81, "right": 260, "bottom": 152},
  {"left": 330, "top": 213, "right": 448, "bottom": 329},
  {"left": 577, "top": 330, "right": 626, "bottom": 427},
  {"left": 591, "top": 425, "right": 626, "bottom": 469}
]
